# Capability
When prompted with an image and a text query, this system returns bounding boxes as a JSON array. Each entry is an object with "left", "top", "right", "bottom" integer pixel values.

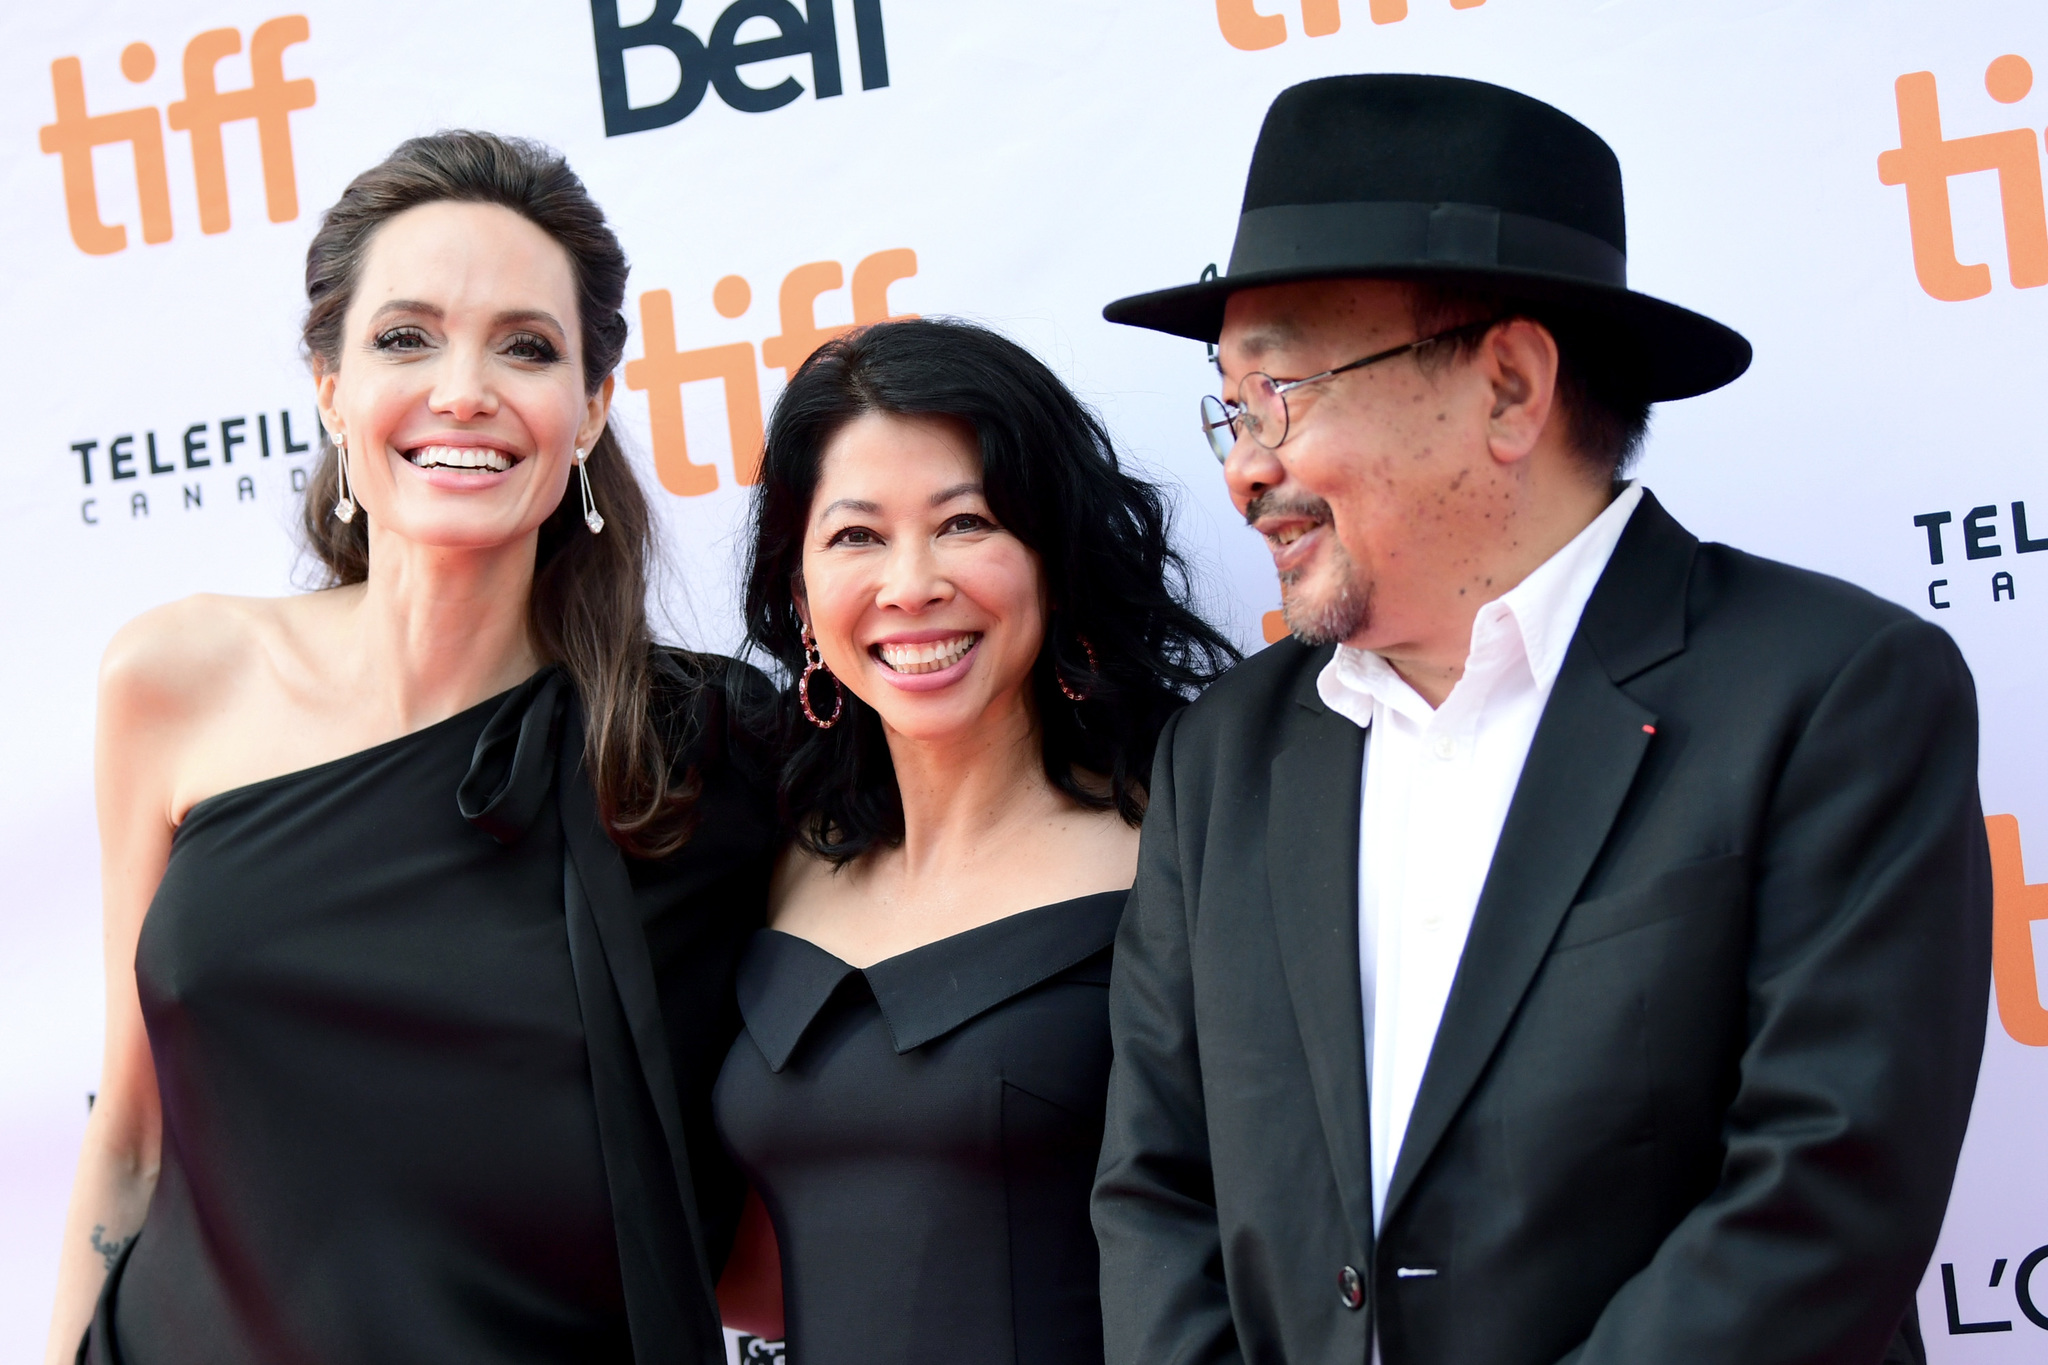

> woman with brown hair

[{"left": 43, "top": 132, "right": 773, "bottom": 1365}]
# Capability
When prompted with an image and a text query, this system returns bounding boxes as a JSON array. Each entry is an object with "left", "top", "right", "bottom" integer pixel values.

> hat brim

[{"left": 1103, "top": 264, "right": 1751, "bottom": 403}]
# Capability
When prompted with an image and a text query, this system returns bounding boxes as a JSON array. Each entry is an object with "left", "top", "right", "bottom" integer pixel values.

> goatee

[
  {"left": 1281, "top": 573, "right": 1368, "bottom": 645},
  {"left": 1247, "top": 489, "right": 1370, "bottom": 645}
]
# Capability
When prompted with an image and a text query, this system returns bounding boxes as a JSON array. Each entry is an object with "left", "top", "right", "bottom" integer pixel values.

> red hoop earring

[
  {"left": 1059, "top": 635, "right": 1098, "bottom": 704},
  {"left": 800, "top": 624, "right": 844, "bottom": 729}
]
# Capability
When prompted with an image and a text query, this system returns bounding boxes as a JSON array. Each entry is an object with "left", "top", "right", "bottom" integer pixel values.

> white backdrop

[{"left": 3, "top": 1, "right": 2046, "bottom": 1359}]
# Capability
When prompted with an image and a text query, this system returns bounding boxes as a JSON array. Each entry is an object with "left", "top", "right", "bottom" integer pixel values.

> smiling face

[
  {"left": 314, "top": 200, "right": 612, "bottom": 552},
  {"left": 1217, "top": 278, "right": 1518, "bottom": 654},
  {"left": 798, "top": 412, "right": 1049, "bottom": 746}
]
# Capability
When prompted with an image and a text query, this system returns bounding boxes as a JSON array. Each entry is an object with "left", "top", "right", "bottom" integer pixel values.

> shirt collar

[
  {"left": 1316, "top": 481, "right": 1644, "bottom": 729},
  {"left": 1493, "top": 479, "right": 1643, "bottom": 693}
]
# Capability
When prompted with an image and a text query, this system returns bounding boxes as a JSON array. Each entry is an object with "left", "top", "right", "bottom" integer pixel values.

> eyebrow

[
  {"left": 1220, "top": 317, "right": 1302, "bottom": 366},
  {"left": 366, "top": 300, "right": 568, "bottom": 335},
  {"left": 493, "top": 308, "right": 569, "bottom": 336},
  {"left": 814, "top": 483, "right": 983, "bottom": 522},
  {"left": 368, "top": 299, "right": 442, "bottom": 324}
]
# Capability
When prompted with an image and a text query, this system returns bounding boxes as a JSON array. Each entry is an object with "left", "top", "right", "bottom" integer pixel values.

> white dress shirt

[{"left": 1315, "top": 481, "right": 1644, "bottom": 1235}]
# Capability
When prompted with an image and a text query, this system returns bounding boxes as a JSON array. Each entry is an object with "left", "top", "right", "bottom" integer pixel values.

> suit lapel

[
  {"left": 1379, "top": 492, "right": 1697, "bottom": 1228},
  {"left": 1266, "top": 666, "right": 1374, "bottom": 1254}
]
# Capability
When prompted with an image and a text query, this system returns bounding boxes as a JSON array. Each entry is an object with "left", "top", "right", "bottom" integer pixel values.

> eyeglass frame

[{"left": 1199, "top": 317, "right": 1506, "bottom": 463}]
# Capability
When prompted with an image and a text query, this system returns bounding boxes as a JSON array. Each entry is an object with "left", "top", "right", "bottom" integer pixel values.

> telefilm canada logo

[
  {"left": 590, "top": 0, "right": 889, "bottom": 137},
  {"left": 69, "top": 409, "right": 322, "bottom": 528},
  {"left": 36, "top": 15, "right": 315, "bottom": 255},
  {"left": 1885, "top": 59, "right": 2047, "bottom": 640}
]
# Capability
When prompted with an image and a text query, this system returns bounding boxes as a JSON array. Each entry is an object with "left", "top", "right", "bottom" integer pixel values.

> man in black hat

[{"left": 1091, "top": 75, "right": 1989, "bottom": 1365}]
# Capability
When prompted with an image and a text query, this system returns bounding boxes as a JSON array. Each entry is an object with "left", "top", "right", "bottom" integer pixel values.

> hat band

[{"left": 1227, "top": 202, "right": 1628, "bottom": 290}]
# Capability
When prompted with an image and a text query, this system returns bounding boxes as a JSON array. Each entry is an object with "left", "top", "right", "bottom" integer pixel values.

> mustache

[{"left": 1243, "top": 490, "right": 1334, "bottom": 528}]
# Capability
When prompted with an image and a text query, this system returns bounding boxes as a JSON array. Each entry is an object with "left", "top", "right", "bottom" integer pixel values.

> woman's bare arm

[{"left": 43, "top": 608, "right": 218, "bottom": 1363}]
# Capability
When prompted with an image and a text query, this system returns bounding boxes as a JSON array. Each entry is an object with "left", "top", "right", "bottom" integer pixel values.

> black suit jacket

[{"left": 1093, "top": 493, "right": 1990, "bottom": 1365}]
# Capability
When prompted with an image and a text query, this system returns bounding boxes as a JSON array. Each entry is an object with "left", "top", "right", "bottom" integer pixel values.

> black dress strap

[
  {"left": 456, "top": 667, "right": 569, "bottom": 844},
  {"left": 453, "top": 677, "right": 723, "bottom": 1365},
  {"left": 557, "top": 705, "right": 725, "bottom": 1364}
]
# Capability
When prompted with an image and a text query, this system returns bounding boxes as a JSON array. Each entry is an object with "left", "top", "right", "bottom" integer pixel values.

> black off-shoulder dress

[
  {"left": 713, "top": 890, "right": 1126, "bottom": 1365},
  {"left": 84, "top": 659, "right": 777, "bottom": 1365}
]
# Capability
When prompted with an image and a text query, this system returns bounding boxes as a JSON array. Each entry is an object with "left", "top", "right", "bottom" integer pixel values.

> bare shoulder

[
  {"left": 97, "top": 590, "right": 350, "bottom": 773},
  {"left": 102, "top": 596, "right": 245, "bottom": 717},
  {"left": 100, "top": 593, "right": 292, "bottom": 723}
]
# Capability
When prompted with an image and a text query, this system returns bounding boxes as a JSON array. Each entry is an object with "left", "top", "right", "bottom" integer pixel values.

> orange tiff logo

[
  {"left": 1878, "top": 54, "right": 2046, "bottom": 302},
  {"left": 37, "top": 16, "right": 315, "bottom": 256},
  {"left": 1217, "top": 0, "right": 1485, "bottom": 50},
  {"left": 625, "top": 250, "right": 917, "bottom": 497},
  {"left": 1987, "top": 815, "right": 2048, "bottom": 1048}
]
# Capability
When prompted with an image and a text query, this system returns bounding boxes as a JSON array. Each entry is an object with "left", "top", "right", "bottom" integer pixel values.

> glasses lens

[
  {"left": 1240, "top": 374, "right": 1287, "bottom": 450},
  {"left": 1199, "top": 394, "right": 1236, "bottom": 462}
]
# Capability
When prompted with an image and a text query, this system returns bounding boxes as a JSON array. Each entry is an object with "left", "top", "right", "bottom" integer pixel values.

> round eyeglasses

[{"left": 1198, "top": 319, "right": 1503, "bottom": 462}]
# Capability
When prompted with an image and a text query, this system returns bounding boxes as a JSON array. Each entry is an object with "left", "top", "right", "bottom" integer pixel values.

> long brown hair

[{"left": 299, "top": 130, "right": 696, "bottom": 855}]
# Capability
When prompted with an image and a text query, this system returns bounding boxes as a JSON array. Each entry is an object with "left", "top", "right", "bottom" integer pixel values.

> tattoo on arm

[{"left": 88, "top": 1224, "right": 135, "bottom": 1273}]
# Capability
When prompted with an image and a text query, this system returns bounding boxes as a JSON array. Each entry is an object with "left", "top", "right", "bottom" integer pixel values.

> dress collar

[
  {"left": 733, "top": 933, "right": 858, "bottom": 1074},
  {"left": 737, "top": 890, "right": 1127, "bottom": 1071}
]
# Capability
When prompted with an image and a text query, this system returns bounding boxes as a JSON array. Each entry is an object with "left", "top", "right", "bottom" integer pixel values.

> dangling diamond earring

[
  {"left": 331, "top": 432, "right": 356, "bottom": 523},
  {"left": 573, "top": 446, "right": 604, "bottom": 535}
]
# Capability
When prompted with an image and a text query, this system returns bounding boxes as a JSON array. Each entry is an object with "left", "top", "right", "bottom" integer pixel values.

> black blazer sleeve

[
  {"left": 1095, "top": 707, "right": 1246, "bottom": 1365},
  {"left": 1567, "top": 617, "right": 1991, "bottom": 1364}
]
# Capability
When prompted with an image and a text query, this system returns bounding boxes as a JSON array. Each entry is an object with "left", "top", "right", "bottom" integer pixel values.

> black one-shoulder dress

[
  {"left": 86, "top": 660, "right": 776, "bottom": 1365},
  {"left": 713, "top": 891, "right": 1126, "bottom": 1365}
]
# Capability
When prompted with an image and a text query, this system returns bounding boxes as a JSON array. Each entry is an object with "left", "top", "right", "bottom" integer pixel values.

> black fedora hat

[{"left": 1104, "top": 74, "right": 1750, "bottom": 402}]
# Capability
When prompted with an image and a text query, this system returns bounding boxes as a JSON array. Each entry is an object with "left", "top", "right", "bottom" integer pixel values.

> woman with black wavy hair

[{"left": 712, "top": 318, "right": 1235, "bottom": 1363}]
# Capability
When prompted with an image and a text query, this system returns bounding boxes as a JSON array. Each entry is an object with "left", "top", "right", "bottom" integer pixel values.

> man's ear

[{"left": 1481, "top": 318, "right": 1560, "bottom": 468}]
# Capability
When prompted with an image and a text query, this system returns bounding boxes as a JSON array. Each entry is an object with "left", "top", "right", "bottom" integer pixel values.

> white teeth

[
  {"left": 408, "top": 445, "right": 514, "bottom": 472},
  {"left": 875, "top": 634, "right": 977, "bottom": 674}
]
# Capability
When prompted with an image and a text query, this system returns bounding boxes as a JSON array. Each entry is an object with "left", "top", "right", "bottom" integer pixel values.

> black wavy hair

[{"left": 743, "top": 318, "right": 1239, "bottom": 864}]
